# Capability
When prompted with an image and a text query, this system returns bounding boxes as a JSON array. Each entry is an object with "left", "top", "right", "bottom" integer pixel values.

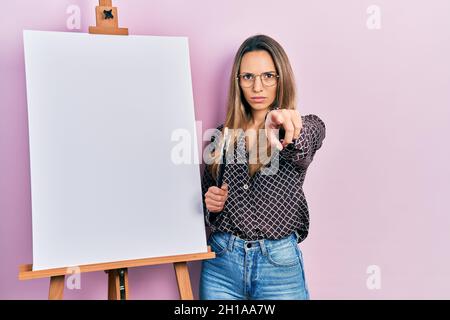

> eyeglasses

[{"left": 236, "top": 72, "right": 279, "bottom": 88}]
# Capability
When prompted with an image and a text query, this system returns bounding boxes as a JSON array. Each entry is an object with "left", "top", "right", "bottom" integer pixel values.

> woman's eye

[
  {"left": 264, "top": 73, "right": 274, "bottom": 78},
  {"left": 243, "top": 74, "right": 253, "bottom": 80}
]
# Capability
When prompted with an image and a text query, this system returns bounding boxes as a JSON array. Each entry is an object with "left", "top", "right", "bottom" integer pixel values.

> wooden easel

[
  {"left": 19, "top": 0, "right": 216, "bottom": 300},
  {"left": 88, "top": 0, "right": 128, "bottom": 35},
  {"left": 19, "top": 249, "right": 216, "bottom": 300}
]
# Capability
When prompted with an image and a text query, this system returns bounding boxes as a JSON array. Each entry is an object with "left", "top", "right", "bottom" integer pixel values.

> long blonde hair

[{"left": 209, "top": 34, "right": 297, "bottom": 179}]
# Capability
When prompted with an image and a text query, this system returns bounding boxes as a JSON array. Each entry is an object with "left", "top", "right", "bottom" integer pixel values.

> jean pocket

[
  {"left": 266, "top": 241, "right": 300, "bottom": 267},
  {"left": 208, "top": 233, "right": 228, "bottom": 257}
]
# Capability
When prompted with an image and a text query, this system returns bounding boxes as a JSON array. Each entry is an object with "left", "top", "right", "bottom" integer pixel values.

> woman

[{"left": 200, "top": 34, "right": 326, "bottom": 300}]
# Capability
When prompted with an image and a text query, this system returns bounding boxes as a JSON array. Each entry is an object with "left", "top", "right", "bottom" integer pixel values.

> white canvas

[{"left": 23, "top": 30, "right": 207, "bottom": 271}]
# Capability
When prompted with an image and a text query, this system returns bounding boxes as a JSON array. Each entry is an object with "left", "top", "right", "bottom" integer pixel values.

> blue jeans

[{"left": 199, "top": 231, "right": 310, "bottom": 300}]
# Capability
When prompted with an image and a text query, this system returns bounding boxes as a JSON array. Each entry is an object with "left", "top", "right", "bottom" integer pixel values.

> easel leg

[
  {"left": 49, "top": 275, "right": 65, "bottom": 300},
  {"left": 107, "top": 268, "right": 129, "bottom": 300},
  {"left": 173, "top": 262, "right": 193, "bottom": 300}
]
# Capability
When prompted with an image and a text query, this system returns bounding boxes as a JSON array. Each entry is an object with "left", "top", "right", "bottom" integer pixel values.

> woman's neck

[{"left": 249, "top": 109, "right": 269, "bottom": 128}]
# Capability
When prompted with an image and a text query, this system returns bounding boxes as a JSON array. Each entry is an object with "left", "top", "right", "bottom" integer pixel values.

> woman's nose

[{"left": 252, "top": 77, "right": 263, "bottom": 92}]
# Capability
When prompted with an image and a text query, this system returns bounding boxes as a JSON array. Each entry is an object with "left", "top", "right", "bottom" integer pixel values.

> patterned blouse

[{"left": 201, "top": 114, "right": 326, "bottom": 243}]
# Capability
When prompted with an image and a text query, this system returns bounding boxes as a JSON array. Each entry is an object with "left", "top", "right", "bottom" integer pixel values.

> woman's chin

[{"left": 250, "top": 103, "right": 270, "bottom": 111}]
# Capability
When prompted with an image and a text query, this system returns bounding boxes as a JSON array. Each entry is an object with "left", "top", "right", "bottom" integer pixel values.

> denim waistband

[{"left": 210, "top": 230, "right": 300, "bottom": 255}]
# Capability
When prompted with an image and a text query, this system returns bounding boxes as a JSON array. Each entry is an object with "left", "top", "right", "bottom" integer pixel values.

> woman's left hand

[{"left": 265, "top": 109, "right": 303, "bottom": 151}]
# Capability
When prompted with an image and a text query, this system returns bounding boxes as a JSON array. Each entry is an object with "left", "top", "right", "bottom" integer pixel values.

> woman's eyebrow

[{"left": 240, "top": 70, "right": 277, "bottom": 74}]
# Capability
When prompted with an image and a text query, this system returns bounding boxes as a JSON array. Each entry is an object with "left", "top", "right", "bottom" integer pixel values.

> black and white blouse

[{"left": 201, "top": 114, "right": 326, "bottom": 243}]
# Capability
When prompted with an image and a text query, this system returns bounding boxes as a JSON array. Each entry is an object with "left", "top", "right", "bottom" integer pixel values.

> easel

[
  {"left": 19, "top": 0, "right": 216, "bottom": 300},
  {"left": 88, "top": 0, "right": 128, "bottom": 35},
  {"left": 19, "top": 249, "right": 215, "bottom": 300}
]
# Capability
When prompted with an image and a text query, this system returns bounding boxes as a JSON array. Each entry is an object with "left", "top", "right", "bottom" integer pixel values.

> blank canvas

[{"left": 23, "top": 30, "right": 207, "bottom": 271}]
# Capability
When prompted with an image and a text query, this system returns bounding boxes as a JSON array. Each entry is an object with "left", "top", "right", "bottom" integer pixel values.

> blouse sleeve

[{"left": 281, "top": 114, "right": 326, "bottom": 170}]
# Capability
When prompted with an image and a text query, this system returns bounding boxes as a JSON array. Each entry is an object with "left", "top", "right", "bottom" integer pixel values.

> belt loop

[
  {"left": 294, "top": 229, "right": 300, "bottom": 243},
  {"left": 228, "top": 233, "right": 236, "bottom": 252},
  {"left": 259, "top": 239, "right": 267, "bottom": 256}
]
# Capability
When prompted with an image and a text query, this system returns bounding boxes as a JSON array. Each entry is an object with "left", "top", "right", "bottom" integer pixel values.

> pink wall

[{"left": 1, "top": 0, "right": 449, "bottom": 299}]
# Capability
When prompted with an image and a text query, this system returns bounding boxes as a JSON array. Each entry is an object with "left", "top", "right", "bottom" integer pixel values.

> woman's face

[{"left": 239, "top": 50, "right": 278, "bottom": 114}]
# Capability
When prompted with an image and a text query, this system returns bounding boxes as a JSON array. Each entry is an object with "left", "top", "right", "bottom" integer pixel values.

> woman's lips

[{"left": 250, "top": 97, "right": 266, "bottom": 103}]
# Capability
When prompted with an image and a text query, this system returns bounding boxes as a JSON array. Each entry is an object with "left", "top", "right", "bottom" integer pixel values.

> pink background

[{"left": 1, "top": 0, "right": 449, "bottom": 299}]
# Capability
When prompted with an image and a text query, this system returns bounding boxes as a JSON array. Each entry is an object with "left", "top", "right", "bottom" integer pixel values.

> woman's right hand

[
  {"left": 265, "top": 109, "right": 302, "bottom": 150},
  {"left": 205, "top": 183, "right": 229, "bottom": 213}
]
